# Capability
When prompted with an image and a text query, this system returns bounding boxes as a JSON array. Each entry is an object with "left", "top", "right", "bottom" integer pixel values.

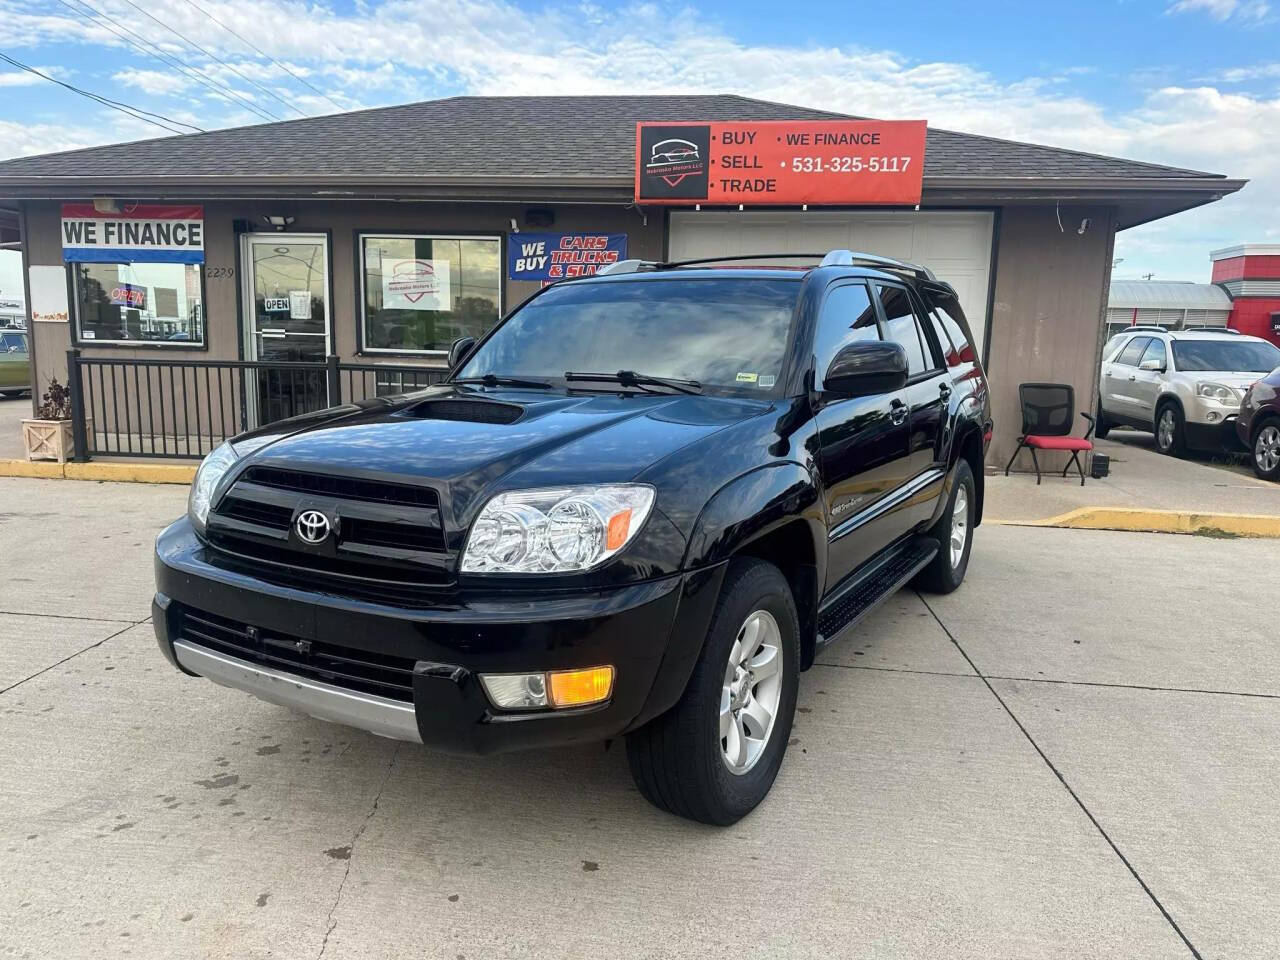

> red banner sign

[{"left": 635, "top": 120, "right": 926, "bottom": 206}]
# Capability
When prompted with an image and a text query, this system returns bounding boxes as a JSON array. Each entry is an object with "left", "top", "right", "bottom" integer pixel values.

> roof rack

[
  {"left": 1181, "top": 324, "right": 1238, "bottom": 333},
  {"left": 594, "top": 249, "right": 937, "bottom": 280},
  {"left": 1123, "top": 324, "right": 1168, "bottom": 333}
]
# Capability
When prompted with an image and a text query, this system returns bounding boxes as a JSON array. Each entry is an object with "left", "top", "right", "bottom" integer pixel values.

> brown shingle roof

[{"left": 0, "top": 94, "right": 1222, "bottom": 182}]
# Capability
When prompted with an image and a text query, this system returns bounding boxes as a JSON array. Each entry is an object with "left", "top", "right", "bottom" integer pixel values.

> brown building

[{"left": 0, "top": 94, "right": 1244, "bottom": 466}]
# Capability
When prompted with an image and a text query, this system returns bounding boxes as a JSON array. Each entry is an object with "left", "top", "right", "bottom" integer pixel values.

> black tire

[
  {"left": 1154, "top": 402, "right": 1186, "bottom": 456},
  {"left": 914, "top": 459, "right": 976, "bottom": 595},
  {"left": 1252, "top": 418, "right": 1280, "bottom": 482},
  {"left": 625, "top": 558, "right": 800, "bottom": 826},
  {"left": 1094, "top": 400, "right": 1111, "bottom": 439}
]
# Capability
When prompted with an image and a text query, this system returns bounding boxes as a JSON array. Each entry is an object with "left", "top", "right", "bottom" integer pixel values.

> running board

[{"left": 816, "top": 536, "right": 939, "bottom": 647}]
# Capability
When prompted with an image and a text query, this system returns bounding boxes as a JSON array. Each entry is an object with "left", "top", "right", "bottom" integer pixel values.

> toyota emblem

[{"left": 295, "top": 509, "right": 331, "bottom": 544}]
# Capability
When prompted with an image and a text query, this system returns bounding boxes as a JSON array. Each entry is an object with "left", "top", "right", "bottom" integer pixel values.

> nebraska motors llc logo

[{"left": 639, "top": 125, "right": 710, "bottom": 200}]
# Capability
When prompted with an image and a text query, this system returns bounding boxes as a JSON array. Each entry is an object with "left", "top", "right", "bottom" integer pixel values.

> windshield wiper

[
  {"left": 452, "top": 374, "right": 554, "bottom": 390},
  {"left": 564, "top": 370, "right": 703, "bottom": 395}
]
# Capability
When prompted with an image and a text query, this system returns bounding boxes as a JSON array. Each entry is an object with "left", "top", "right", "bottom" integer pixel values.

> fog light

[
  {"left": 479, "top": 666, "right": 614, "bottom": 711},
  {"left": 1206, "top": 411, "right": 1221, "bottom": 423},
  {"left": 548, "top": 666, "right": 614, "bottom": 708},
  {"left": 480, "top": 673, "right": 548, "bottom": 710}
]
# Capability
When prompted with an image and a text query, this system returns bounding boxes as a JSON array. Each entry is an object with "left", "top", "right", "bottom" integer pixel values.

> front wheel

[
  {"left": 1155, "top": 403, "right": 1186, "bottom": 456},
  {"left": 914, "top": 459, "right": 976, "bottom": 594},
  {"left": 626, "top": 558, "right": 800, "bottom": 825},
  {"left": 1254, "top": 421, "right": 1280, "bottom": 481}
]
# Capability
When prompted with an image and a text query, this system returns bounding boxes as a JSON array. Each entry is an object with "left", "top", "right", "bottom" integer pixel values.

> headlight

[
  {"left": 1196, "top": 382, "right": 1240, "bottom": 403},
  {"left": 188, "top": 441, "right": 240, "bottom": 529},
  {"left": 461, "top": 484, "right": 655, "bottom": 574}
]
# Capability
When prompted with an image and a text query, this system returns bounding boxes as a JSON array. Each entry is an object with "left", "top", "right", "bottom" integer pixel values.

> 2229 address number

[{"left": 790, "top": 156, "right": 913, "bottom": 174}]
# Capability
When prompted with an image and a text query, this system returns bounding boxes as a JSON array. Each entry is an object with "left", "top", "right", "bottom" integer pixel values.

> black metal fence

[{"left": 67, "top": 350, "right": 448, "bottom": 461}]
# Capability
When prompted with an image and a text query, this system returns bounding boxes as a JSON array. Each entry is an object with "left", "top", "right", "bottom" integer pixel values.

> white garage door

[{"left": 668, "top": 210, "right": 994, "bottom": 356}]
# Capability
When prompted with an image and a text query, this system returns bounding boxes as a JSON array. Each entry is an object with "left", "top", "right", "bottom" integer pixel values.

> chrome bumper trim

[{"left": 173, "top": 640, "right": 422, "bottom": 743}]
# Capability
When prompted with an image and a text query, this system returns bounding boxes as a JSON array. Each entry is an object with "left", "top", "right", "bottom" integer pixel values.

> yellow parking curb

[
  {"left": 991, "top": 506, "right": 1280, "bottom": 539},
  {"left": 0, "top": 458, "right": 196, "bottom": 484}
]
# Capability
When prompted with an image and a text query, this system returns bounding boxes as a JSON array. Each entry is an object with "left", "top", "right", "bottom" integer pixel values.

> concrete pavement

[
  {"left": 987, "top": 430, "right": 1280, "bottom": 523},
  {"left": 1, "top": 476, "right": 1277, "bottom": 958},
  {"left": 1, "top": 395, "right": 31, "bottom": 461}
]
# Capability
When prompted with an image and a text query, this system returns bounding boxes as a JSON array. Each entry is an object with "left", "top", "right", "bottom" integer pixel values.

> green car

[{"left": 0, "top": 330, "right": 31, "bottom": 398}]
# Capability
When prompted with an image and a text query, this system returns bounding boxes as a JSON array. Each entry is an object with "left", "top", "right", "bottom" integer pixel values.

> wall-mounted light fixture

[
  {"left": 262, "top": 215, "right": 295, "bottom": 231},
  {"left": 92, "top": 197, "right": 120, "bottom": 214}
]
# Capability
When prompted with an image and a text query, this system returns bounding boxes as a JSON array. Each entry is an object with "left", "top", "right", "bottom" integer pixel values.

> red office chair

[{"left": 1003, "top": 383, "right": 1095, "bottom": 486}]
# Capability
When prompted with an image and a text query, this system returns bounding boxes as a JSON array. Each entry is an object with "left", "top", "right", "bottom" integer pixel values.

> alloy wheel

[
  {"left": 1157, "top": 409, "right": 1175, "bottom": 451},
  {"left": 720, "top": 610, "right": 783, "bottom": 776},
  {"left": 950, "top": 484, "right": 970, "bottom": 568},
  {"left": 1257, "top": 425, "right": 1280, "bottom": 474}
]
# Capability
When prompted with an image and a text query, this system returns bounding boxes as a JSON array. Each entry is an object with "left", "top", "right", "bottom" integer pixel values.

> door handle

[
  {"left": 890, "top": 399, "right": 908, "bottom": 425},
  {"left": 1128, "top": 374, "right": 1136, "bottom": 381}
]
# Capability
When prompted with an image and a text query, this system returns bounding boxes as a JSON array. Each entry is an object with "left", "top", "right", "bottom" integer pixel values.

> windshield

[
  {"left": 1171, "top": 339, "right": 1280, "bottom": 373},
  {"left": 456, "top": 277, "right": 801, "bottom": 396}
]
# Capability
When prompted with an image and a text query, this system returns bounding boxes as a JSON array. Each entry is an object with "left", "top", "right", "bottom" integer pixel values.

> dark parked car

[
  {"left": 0, "top": 330, "right": 30, "bottom": 398},
  {"left": 1238, "top": 364, "right": 1280, "bottom": 481},
  {"left": 153, "top": 250, "right": 992, "bottom": 824}
]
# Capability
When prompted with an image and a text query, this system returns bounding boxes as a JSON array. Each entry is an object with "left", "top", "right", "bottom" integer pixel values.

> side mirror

[
  {"left": 823, "top": 340, "right": 909, "bottom": 397},
  {"left": 1139, "top": 358, "right": 1164, "bottom": 372},
  {"left": 447, "top": 336, "right": 477, "bottom": 371}
]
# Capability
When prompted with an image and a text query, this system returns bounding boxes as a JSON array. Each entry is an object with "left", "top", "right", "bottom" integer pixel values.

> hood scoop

[{"left": 403, "top": 398, "right": 525, "bottom": 425}]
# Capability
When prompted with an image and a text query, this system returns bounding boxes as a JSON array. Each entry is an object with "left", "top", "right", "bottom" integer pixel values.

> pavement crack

[
  {"left": 0, "top": 617, "right": 149, "bottom": 697},
  {"left": 915, "top": 590, "right": 1205, "bottom": 960},
  {"left": 810, "top": 661, "right": 979, "bottom": 680},
  {"left": 316, "top": 743, "right": 399, "bottom": 960},
  {"left": 983, "top": 673, "right": 1280, "bottom": 701}
]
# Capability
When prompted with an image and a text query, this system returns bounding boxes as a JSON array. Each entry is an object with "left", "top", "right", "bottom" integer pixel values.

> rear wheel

[
  {"left": 1253, "top": 421, "right": 1280, "bottom": 482},
  {"left": 626, "top": 558, "right": 799, "bottom": 825},
  {"left": 1155, "top": 403, "right": 1185, "bottom": 457},
  {"left": 1094, "top": 400, "right": 1111, "bottom": 439},
  {"left": 914, "top": 459, "right": 975, "bottom": 594}
]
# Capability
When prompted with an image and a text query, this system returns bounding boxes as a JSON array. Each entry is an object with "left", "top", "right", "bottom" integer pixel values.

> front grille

[
  {"left": 177, "top": 607, "right": 417, "bottom": 702},
  {"left": 243, "top": 466, "right": 439, "bottom": 508},
  {"left": 207, "top": 466, "right": 452, "bottom": 593}
]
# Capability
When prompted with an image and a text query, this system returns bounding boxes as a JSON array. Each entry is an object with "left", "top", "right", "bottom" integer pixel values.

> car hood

[
  {"left": 1181, "top": 371, "right": 1268, "bottom": 391},
  {"left": 236, "top": 385, "right": 771, "bottom": 524}
]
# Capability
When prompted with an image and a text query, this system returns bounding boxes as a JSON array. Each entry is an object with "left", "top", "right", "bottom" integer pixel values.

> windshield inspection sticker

[
  {"left": 758, "top": 374, "right": 776, "bottom": 388},
  {"left": 736, "top": 372, "right": 759, "bottom": 383}
]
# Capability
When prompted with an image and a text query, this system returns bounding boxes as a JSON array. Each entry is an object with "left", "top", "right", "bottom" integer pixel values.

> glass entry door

[{"left": 241, "top": 234, "right": 331, "bottom": 427}]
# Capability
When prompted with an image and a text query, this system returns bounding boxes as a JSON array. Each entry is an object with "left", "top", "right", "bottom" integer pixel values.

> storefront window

[
  {"left": 72, "top": 262, "right": 205, "bottom": 346},
  {"left": 360, "top": 234, "right": 501, "bottom": 354}
]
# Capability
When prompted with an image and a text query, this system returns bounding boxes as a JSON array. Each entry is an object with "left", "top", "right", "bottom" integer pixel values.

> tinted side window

[
  {"left": 1139, "top": 339, "right": 1167, "bottom": 369},
  {"left": 876, "top": 284, "right": 928, "bottom": 376},
  {"left": 926, "top": 290, "right": 975, "bottom": 366},
  {"left": 1115, "top": 337, "right": 1150, "bottom": 366},
  {"left": 815, "top": 282, "right": 879, "bottom": 389}
]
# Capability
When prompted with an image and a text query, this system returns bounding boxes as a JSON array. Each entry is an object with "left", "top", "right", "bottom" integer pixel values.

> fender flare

[{"left": 683, "top": 462, "right": 824, "bottom": 577}]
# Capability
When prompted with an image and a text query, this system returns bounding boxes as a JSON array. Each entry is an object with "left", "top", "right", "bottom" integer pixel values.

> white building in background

[{"left": 1105, "top": 279, "right": 1233, "bottom": 340}]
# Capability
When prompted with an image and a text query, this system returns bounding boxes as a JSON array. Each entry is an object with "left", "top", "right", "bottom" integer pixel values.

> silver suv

[{"left": 1096, "top": 327, "right": 1280, "bottom": 455}]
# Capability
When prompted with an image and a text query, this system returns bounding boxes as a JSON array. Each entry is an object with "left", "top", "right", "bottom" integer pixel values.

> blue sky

[{"left": 3, "top": 0, "right": 1279, "bottom": 301}]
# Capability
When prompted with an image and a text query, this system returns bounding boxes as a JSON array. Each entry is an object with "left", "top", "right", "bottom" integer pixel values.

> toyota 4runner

[{"left": 153, "top": 250, "right": 992, "bottom": 825}]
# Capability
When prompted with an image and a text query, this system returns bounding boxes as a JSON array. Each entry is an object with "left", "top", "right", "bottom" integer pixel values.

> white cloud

[
  {"left": 112, "top": 68, "right": 191, "bottom": 95},
  {"left": 0, "top": 69, "right": 57, "bottom": 87},
  {"left": 2, "top": 0, "right": 1279, "bottom": 279},
  {"left": 1167, "top": 0, "right": 1271, "bottom": 21}
]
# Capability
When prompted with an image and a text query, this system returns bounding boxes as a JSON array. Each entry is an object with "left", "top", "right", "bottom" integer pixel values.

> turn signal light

[{"left": 548, "top": 666, "right": 615, "bottom": 708}]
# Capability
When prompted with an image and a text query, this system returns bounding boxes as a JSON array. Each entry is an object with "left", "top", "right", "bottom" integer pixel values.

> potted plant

[{"left": 21, "top": 378, "right": 88, "bottom": 463}]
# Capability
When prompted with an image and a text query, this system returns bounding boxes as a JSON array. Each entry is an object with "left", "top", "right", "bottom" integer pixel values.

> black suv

[{"left": 153, "top": 250, "right": 992, "bottom": 824}]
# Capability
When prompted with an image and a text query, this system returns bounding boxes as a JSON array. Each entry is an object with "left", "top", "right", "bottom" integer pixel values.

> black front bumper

[{"left": 154, "top": 517, "right": 724, "bottom": 754}]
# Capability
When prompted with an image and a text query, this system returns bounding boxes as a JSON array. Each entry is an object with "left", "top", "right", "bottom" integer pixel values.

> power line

[
  {"left": 56, "top": 0, "right": 279, "bottom": 124},
  {"left": 111, "top": 0, "right": 302, "bottom": 119},
  {"left": 176, "top": 0, "right": 346, "bottom": 112},
  {"left": 0, "top": 51, "right": 198, "bottom": 135}
]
